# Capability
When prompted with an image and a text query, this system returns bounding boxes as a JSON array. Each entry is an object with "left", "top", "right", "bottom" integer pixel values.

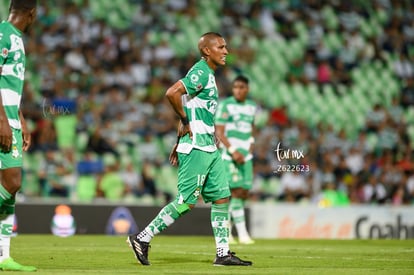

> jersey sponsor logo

[
  {"left": 13, "top": 51, "right": 20, "bottom": 61},
  {"left": 207, "top": 100, "right": 218, "bottom": 114},
  {"left": 10, "top": 34, "right": 22, "bottom": 51},
  {"left": 1, "top": 47, "right": 8, "bottom": 58},
  {"left": 205, "top": 74, "right": 216, "bottom": 89}
]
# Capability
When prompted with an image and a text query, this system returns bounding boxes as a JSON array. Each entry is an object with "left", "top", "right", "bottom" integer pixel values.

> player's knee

[
  {"left": 9, "top": 177, "right": 22, "bottom": 191},
  {"left": 1, "top": 171, "right": 22, "bottom": 194},
  {"left": 213, "top": 197, "right": 230, "bottom": 204},
  {"left": 231, "top": 188, "right": 244, "bottom": 198}
]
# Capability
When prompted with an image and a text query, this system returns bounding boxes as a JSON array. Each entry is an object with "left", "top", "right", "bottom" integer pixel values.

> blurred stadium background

[{"left": 1, "top": 0, "right": 414, "bottom": 210}]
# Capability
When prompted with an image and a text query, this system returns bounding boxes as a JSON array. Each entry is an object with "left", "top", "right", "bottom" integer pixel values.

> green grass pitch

[{"left": 10, "top": 235, "right": 414, "bottom": 274}]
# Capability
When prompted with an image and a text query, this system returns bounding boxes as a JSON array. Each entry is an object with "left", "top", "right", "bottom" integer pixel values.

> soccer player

[
  {"left": 0, "top": 0, "right": 37, "bottom": 272},
  {"left": 215, "top": 75, "right": 256, "bottom": 244},
  {"left": 127, "top": 32, "right": 252, "bottom": 266}
]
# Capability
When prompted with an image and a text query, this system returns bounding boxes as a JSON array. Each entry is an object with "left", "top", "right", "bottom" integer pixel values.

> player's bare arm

[
  {"left": 215, "top": 124, "right": 245, "bottom": 164},
  {"left": 19, "top": 110, "right": 31, "bottom": 151},
  {"left": 169, "top": 143, "right": 179, "bottom": 166},
  {"left": 0, "top": 90, "right": 12, "bottom": 153},
  {"left": 0, "top": 66, "right": 12, "bottom": 152},
  {"left": 165, "top": 81, "right": 193, "bottom": 139},
  {"left": 168, "top": 124, "right": 182, "bottom": 166},
  {"left": 249, "top": 123, "right": 256, "bottom": 154}
]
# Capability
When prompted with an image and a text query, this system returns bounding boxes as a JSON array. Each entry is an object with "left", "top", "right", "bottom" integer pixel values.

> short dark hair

[
  {"left": 200, "top": 32, "right": 223, "bottom": 39},
  {"left": 9, "top": 0, "right": 37, "bottom": 11},
  {"left": 234, "top": 75, "right": 249, "bottom": 85}
]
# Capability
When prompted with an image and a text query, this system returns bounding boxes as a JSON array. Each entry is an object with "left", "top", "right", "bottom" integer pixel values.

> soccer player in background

[
  {"left": 0, "top": 0, "right": 37, "bottom": 271},
  {"left": 127, "top": 32, "right": 252, "bottom": 266},
  {"left": 215, "top": 75, "right": 256, "bottom": 244}
]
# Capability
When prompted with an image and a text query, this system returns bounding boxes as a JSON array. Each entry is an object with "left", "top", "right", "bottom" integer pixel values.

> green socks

[
  {"left": 230, "top": 197, "right": 250, "bottom": 240},
  {"left": 211, "top": 202, "right": 229, "bottom": 257},
  {"left": 137, "top": 200, "right": 231, "bottom": 258},
  {"left": 0, "top": 186, "right": 12, "bottom": 208},
  {"left": 0, "top": 196, "right": 15, "bottom": 261},
  {"left": 138, "top": 201, "right": 188, "bottom": 242}
]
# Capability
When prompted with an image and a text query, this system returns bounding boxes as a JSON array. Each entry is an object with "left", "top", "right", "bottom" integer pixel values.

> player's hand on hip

[
  {"left": 232, "top": 151, "right": 245, "bottom": 164},
  {"left": 178, "top": 123, "right": 193, "bottom": 140}
]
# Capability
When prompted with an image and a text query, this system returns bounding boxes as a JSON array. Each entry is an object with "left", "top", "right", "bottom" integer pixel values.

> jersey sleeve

[
  {"left": 180, "top": 67, "right": 209, "bottom": 96},
  {"left": 0, "top": 26, "right": 10, "bottom": 66},
  {"left": 251, "top": 100, "right": 258, "bottom": 126},
  {"left": 215, "top": 100, "right": 229, "bottom": 125}
]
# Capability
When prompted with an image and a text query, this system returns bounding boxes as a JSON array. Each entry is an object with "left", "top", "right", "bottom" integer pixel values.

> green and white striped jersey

[
  {"left": 0, "top": 21, "right": 25, "bottom": 130},
  {"left": 215, "top": 96, "right": 256, "bottom": 161},
  {"left": 177, "top": 59, "right": 219, "bottom": 154}
]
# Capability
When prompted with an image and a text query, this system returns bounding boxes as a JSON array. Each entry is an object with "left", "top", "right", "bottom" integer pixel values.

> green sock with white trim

[
  {"left": 0, "top": 196, "right": 16, "bottom": 262},
  {"left": 137, "top": 201, "right": 188, "bottom": 242},
  {"left": 230, "top": 197, "right": 250, "bottom": 239},
  {"left": 211, "top": 202, "right": 230, "bottom": 257}
]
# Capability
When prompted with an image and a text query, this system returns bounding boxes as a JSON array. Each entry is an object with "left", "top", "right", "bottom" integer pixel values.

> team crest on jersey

[
  {"left": 1, "top": 48, "right": 8, "bottom": 58},
  {"left": 190, "top": 74, "right": 199, "bottom": 83},
  {"left": 193, "top": 187, "right": 201, "bottom": 198},
  {"left": 12, "top": 146, "right": 19, "bottom": 158}
]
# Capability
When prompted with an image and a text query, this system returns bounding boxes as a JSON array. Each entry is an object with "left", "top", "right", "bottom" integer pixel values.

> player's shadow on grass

[{"left": 128, "top": 256, "right": 211, "bottom": 266}]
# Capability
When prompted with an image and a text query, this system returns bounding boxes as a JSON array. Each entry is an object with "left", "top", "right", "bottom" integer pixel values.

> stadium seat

[
  {"left": 89, "top": 0, "right": 109, "bottom": 19},
  {"left": 260, "top": 177, "right": 281, "bottom": 199},
  {"left": 360, "top": 18, "right": 374, "bottom": 38},
  {"left": 117, "top": 0, "right": 137, "bottom": 21},
  {"left": 291, "top": 83, "right": 306, "bottom": 104},
  {"left": 293, "top": 21, "right": 309, "bottom": 44},
  {"left": 75, "top": 175, "right": 97, "bottom": 202},
  {"left": 408, "top": 125, "right": 414, "bottom": 147},
  {"left": 54, "top": 114, "right": 77, "bottom": 150},
  {"left": 321, "top": 5, "right": 339, "bottom": 30},
  {"left": 405, "top": 108, "right": 414, "bottom": 125},
  {"left": 155, "top": 164, "right": 178, "bottom": 198},
  {"left": 324, "top": 31, "right": 342, "bottom": 51},
  {"left": 0, "top": 1, "right": 8, "bottom": 20},
  {"left": 22, "top": 153, "right": 40, "bottom": 196},
  {"left": 169, "top": 33, "right": 188, "bottom": 57},
  {"left": 366, "top": 132, "right": 379, "bottom": 150}
]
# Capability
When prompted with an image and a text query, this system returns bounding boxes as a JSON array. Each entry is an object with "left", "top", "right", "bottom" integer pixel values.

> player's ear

[
  {"left": 202, "top": 47, "right": 210, "bottom": 57},
  {"left": 29, "top": 8, "right": 36, "bottom": 21}
]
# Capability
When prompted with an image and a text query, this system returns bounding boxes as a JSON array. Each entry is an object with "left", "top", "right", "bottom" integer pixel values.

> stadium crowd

[{"left": 10, "top": 0, "right": 414, "bottom": 205}]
